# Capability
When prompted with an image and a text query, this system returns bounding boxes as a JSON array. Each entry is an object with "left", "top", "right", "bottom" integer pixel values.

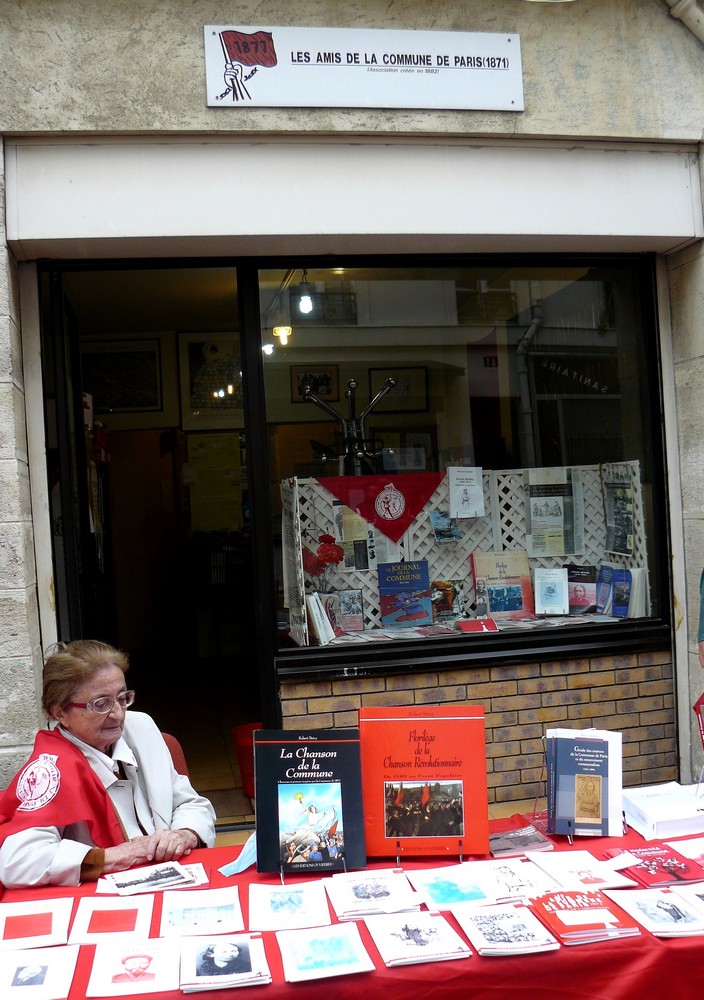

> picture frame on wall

[
  {"left": 368, "top": 426, "right": 438, "bottom": 472},
  {"left": 80, "top": 339, "right": 163, "bottom": 414},
  {"left": 369, "top": 366, "right": 428, "bottom": 413},
  {"left": 178, "top": 332, "right": 244, "bottom": 430},
  {"left": 290, "top": 364, "right": 340, "bottom": 403}
]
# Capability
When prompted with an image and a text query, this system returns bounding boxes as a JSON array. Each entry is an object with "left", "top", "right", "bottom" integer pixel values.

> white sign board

[{"left": 204, "top": 26, "right": 523, "bottom": 111}]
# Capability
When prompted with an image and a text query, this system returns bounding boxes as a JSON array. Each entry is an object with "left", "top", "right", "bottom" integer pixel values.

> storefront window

[{"left": 260, "top": 259, "right": 662, "bottom": 653}]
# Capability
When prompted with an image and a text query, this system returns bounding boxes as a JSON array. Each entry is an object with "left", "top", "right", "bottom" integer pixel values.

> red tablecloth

[{"left": 3, "top": 817, "right": 703, "bottom": 1000}]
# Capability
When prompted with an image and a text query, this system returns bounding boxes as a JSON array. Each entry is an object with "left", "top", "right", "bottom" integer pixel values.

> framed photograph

[
  {"left": 369, "top": 366, "right": 428, "bottom": 413},
  {"left": 179, "top": 333, "right": 244, "bottom": 431},
  {"left": 290, "top": 364, "right": 339, "bottom": 404},
  {"left": 369, "top": 426, "right": 438, "bottom": 471},
  {"left": 80, "top": 339, "right": 162, "bottom": 413}
]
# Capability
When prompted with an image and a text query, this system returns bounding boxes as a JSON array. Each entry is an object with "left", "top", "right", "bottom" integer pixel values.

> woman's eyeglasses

[{"left": 66, "top": 691, "right": 135, "bottom": 714}]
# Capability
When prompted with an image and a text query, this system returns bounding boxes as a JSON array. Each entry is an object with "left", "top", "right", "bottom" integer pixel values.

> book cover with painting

[
  {"left": 358, "top": 705, "right": 489, "bottom": 858},
  {"left": 377, "top": 560, "right": 433, "bottom": 627},
  {"left": 470, "top": 550, "right": 534, "bottom": 620}
]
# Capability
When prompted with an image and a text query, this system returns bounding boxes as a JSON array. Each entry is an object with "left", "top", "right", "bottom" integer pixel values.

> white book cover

[
  {"left": 451, "top": 901, "right": 560, "bottom": 955},
  {"left": 664, "top": 835, "right": 704, "bottom": 865},
  {"left": 324, "top": 868, "right": 420, "bottom": 919},
  {"left": 363, "top": 910, "right": 471, "bottom": 966},
  {"left": 623, "top": 782, "right": 704, "bottom": 840},
  {"left": 459, "top": 856, "right": 561, "bottom": 902},
  {"left": 0, "top": 898, "right": 73, "bottom": 951},
  {"left": 534, "top": 567, "right": 569, "bottom": 615},
  {"left": 604, "top": 887, "right": 704, "bottom": 937},
  {"left": 86, "top": 937, "right": 181, "bottom": 996},
  {"left": 159, "top": 885, "right": 244, "bottom": 937},
  {"left": 0, "top": 944, "right": 80, "bottom": 1000},
  {"left": 68, "top": 894, "right": 154, "bottom": 945},
  {"left": 405, "top": 864, "right": 495, "bottom": 910},
  {"left": 179, "top": 933, "right": 271, "bottom": 990},
  {"left": 276, "top": 921, "right": 375, "bottom": 982},
  {"left": 526, "top": 849, "right": 638, "bottom": 890},
  {"left": 248, "top": 880, "right": 331, "bottom": 931}
]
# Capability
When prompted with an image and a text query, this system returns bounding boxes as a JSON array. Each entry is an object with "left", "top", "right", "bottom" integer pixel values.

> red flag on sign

[
  {"left": 421, "top": 783, "right": 430, "bottom": 808},
  {"left": 220, "top": 30, "right": 278, "bottom": 68},
  {"left": 394, "top": 783, "right": 404, "bottom": 806},
  {"left": 316, "top": 473, "right": 445, "bottom": 543}
]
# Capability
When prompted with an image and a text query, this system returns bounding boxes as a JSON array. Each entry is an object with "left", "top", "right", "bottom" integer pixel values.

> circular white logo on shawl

[
  {"left": 375, "top": 483, "right": 405, "bottom": 521},
  {"left": 16, "top": 753, "right": 60, "bottom": 811}
]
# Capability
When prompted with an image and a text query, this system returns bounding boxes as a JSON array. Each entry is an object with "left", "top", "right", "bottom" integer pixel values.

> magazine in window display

[
  {"left": 448, "top": 467, "right": 484, "bottom": 518},
  {"left": 304, "top": 593, "right": 336, "bottom": 645},
  {"left": 601, "top": 463, "right": 635, "bottom": 556},
  {"left": 428, "top": 507, "right": 463, "bottom": 544},
  {"left": 523, "top": 467, "right": 585, "bottom": 558},
  {"left": 450, "top": 901, "right": 560, "bottom": 956},
  {"left": 253, "top": 728, "right": 366, "bottom": 874},
  {"left": 377, "top": 560, "right": 433, "bottom": 627},
  {"left": 534, "top": 567, "right": 569, "bottom": 616},
  {"left": 363, "top": 910, "right": 471, "bottom": 966},
  {"left": 358, "top": 704, "right": 489, "bottom": 857},
  {"left": 469, "top": 550, "right": 535, "bottom": 620},
  {"left": 567, "top": 565, "right": 598, "bottom": 614},
  {"left": 545, "top": 727, "right": 623, "bottom": 838},
  {"left": 336, "top": 588, "right": 364, "bottom": 630},
  {"left": 430, "top": 578, "right": 465, "bottom": 623}
]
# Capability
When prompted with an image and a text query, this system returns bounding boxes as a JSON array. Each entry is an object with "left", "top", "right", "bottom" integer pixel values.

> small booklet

[
  {"left": 604, "top": 887, "right": 704, "bottom": 937},
  {"left": 179, "top": 933, "right": 272, "bottom": 991},
  {"left": 363, "top": 910, "right": 471, "bottom": 966},
  {"left": 0, "top": 944, "right": 80, "bottom": 999},
  {"left": 529, "top": 888, "right": 641, "bottom": 945},
  {"left": 324, "top": 868, "right": 420, "bottom": 920},
  {"left": 525, "top": 849, "right": 638, "bottom": 891},
  {"left": 159, "top": 885, "right": 244, "bottom": 937},
  {"left": 459, "top": 857, "right": 560, "bottom": 904},
  {"left": 405, "top": 864, "right": 495, "bottom": 910},
  {"left": 0, "top": 897, "right": 73, "bottom": 950},
  {"left": 489, "top": 823, "right": 554, "bottom": 857},
  {"left": 86, "top": 937, "right": 181, "bottom": 996},
  {"left": 275, "top": 921, "right": 375, "bottom": 982},
  {"left": 68, "top": 894, "right": 154, "bottom": 945},
  {"left": 601, "top": 844, "right": 704, "bottom": 888},
  {"left": 248, "top": 880, "right": 331, "bottom": 932},
  {"left": 451, "top": 901, "right": 560, "bottom": 956}
]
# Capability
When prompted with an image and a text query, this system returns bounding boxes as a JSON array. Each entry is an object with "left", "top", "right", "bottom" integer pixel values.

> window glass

[{"left": 259, "top": 262, "right": 659, "bottom": 649}]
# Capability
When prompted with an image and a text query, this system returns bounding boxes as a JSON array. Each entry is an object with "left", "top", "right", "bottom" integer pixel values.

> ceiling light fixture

[
  {"left": 297, "top": 270, "right": 314, "bottom": 315},
  {"left": 273, "top": 325, "right": 293, "bottom": 346}
]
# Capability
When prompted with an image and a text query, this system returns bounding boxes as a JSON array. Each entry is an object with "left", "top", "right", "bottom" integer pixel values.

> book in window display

[
  {"left": 377, "top": 560, "right": 433, "bottom": 627},
  {"left": 358, "top": 705, "right": 489, "bottom": 858},
  {"left": 253, "top": 729, "right": 366, "bottom": 874},
  {"left": 470, "top": 550, "right": 534, "bottom": 620}
]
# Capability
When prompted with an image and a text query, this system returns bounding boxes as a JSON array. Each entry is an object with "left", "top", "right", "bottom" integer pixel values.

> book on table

[
  {"left": 601, "top": 843, "right": 704, "bottom": 887},
  {"left": 450, "top": 901, "right": 560, "bottom": 955},
  {"left": 604, "top": 887, "right": 704, "bottom": 937},
  {"left": 622, "top": 782, "right": 704, "bottom": 840},
  {"left": 525, "top": 848, "right": 638, "bottom": 890},
  {"left": 529, "top": 888, "right": 641, "bottom": 945},
  {"left": 323, "top": 868, "right": 420, "bottom": 920},
  {"left": 275, "top": 922, "right": 375, "bottom": 982},
  {"left": 178, "top": 933, "right": 272, "bottom": 992},
  {"left": 363, "top": 910, "right": 471, "bottom": 967},
  {"left": 253, "top": 727, "right": 366, "bottom": 874},
  {"left": 470, "top": 549, "right": 534, "bottom": 620},
  {"left": 358, "top": 704, "right": 489, "bottom": 858},
  {"left": 488, "top": 823, "right": 554, "bottom": 857},
  {"left": 545, "top": 727, "right": 623, "bottom": 837}
]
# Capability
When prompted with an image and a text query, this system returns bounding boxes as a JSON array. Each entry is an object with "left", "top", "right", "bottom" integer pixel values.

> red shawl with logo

[{"left": 0, "top": 728, "right": 124, "bottom": 848}]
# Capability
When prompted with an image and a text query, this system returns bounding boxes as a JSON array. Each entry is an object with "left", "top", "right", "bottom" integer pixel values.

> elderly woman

[{"left": 0, "top": 640, "right": 215, "bottom": 887}]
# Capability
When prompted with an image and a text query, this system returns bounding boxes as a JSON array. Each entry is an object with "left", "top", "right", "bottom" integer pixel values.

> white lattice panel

[{"left": 290, "top": 460, "right": 648, "bottom": 630}]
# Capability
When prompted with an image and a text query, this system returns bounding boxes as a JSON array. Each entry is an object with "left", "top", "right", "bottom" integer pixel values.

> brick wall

[{"left": 279, "top": 649, "right": 676, "bottom": 803}]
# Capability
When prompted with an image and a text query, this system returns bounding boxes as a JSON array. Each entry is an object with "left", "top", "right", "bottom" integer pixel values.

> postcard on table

[
  {"left": 68, "top": 894, "right": 154, "bottom": 945},
  {"left": 159, "top": 885, "right": 244, "bottom": 937},
  {"left": 405, "top": 864, "right": 494, "bottom": 910},
  {"left": 179, "top": 933, "right": 272, "bottom": 991},
  {"left": 363, "top": 910, "right": 471, "bottom": 966},
  {"left": 0, "top": 898, "right": 73, "bottom": 951},
  {"left": 324, "top": 868, "right": 420, "bottom": 920},
  {"left": 0, "top": 944, "right": 80, "bottom": 1000},
  {"left": 248, "top": 880, "right": 331, "bottom": 932},
  {"left": 86, "top": 937, "right": 180, "bottom": 996},
  {"left": 276, "top": 921, "right": 375, "bottom": 982},
  {"left": 102, "top": 860, "right": 197, "bottom": 894}
]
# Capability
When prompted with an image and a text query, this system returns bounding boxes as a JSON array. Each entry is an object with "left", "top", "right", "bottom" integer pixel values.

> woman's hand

[{"left": 101, "top": 828, "right": 198, "bottom": 873}]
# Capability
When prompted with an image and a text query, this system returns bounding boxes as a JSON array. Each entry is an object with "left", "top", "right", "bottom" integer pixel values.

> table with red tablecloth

[{"left": 3, "top": 818, "right": 704, "bottom": 1000}]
